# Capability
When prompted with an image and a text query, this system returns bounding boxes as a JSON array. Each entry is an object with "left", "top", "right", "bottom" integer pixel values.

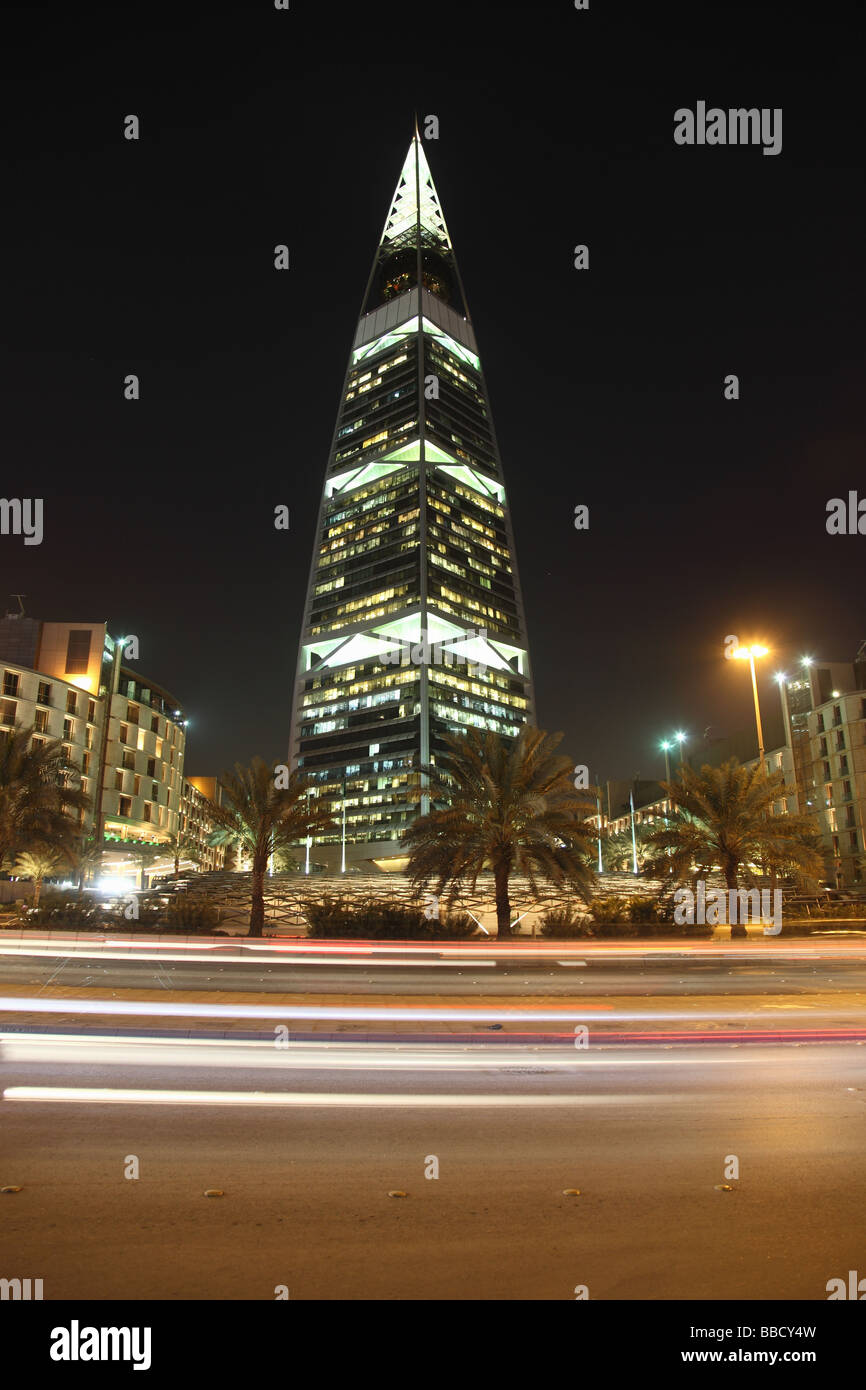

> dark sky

[{"left": 3, "top": 2, "right": 864, "bottom": 785}]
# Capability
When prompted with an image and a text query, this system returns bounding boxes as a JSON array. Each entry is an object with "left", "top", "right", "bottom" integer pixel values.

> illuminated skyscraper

[{"left": 290, "top": 128, "right": 534, "bottom": 864}]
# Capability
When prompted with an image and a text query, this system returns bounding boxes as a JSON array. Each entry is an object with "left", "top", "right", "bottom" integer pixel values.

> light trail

[
  {"left": 1, "top": 1085, "right": 692, "bottom": 1107},
  {"left": 1, "top": 995, "right": 865, "bottom": 1024},
  {"left": 3, "top": 1034, "right": 861, "bottom": 1069},
  {"left": 0, "top": 945, "right": 495, "bottom": 967},
  {"left": 3, "top": 932, "right": 866, "bottom": 965}
]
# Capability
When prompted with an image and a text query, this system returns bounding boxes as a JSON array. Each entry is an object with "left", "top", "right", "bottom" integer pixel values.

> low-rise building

[{"left": 0, "top": 609, "right": 192, "bottom": 886}]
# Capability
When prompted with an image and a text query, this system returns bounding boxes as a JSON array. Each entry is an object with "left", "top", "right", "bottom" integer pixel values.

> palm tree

[
  {"left": 165, "top": 831, "right": 203, "bottom": 880},
  {"left": 205, "top": 759, "right": 336, "bottom": 936},
  {"left": 73, "top": 835, "right": 113, "bottom": 890},
  {"left": 641, "top": 759, "right": 823, "bottom": 937},
  {"left": 602, "top": 819, "right": 664, "bottom": 872},
  {"left": 0, "top": 725, "right": 90, "bottom": 870},
  {"left": 14, "top": 848, "right": 68, "bottom": 907},
  {"left": 403, "top": 726, "right": 596, "bottom": 938}
]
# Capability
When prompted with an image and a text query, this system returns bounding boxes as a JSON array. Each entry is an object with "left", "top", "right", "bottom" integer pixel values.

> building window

[
  {"left": 82, "top": 752, "right": 91, "bottom": 774},
  {"left": 65, "top": 630, "right": 91, "bottom": 675},
  {"left": 118, "top": 796, "right": 132, "bottom": 818},
  {"left": 840, "top": 755, "right": 849, "bottom": 775},
  {"left": 152, "top": 784, "right": 159, "bottom": 801},
  {"left": 114, "top": 771, "right": 124, "bottom": 792},
  {"left": 147, "top": 758, "right": 156, "bottom": 777},
  {"left": 816, "top": 712, "right": 825, "bottom": 732},
  {"left": 151, "top": 715, "right": 159, "bottom": 733},
  {"left": 119, "top": 723, "right": 129, "bottom": 744},
  {"left": 846, "top": 806, "right": 856, "bottom": 827},
  {"left": 38, "top": 681, "right": 52, "bottom": 705},
  {"left": 133, "top": 775, "right": 141, "bottom": 797},
  {"left": 833, "top": 705, "right": 842, "bottom": 726},
  {"left": 836, "top": 731, "right": 846, "bottom": 751},
  {"left": 2, "top": 671, "right": 20, "bottom": 698},
  {"left": 34, "top": 709, "right": 49, "bottom": 733},
  {"left": 63, "top": 718, "right": 74, "bottom": 740},
  {"left": 823, "top": 761, "right": 831, "bottom": 781},
  {"left": 88, "top": 699, "right": 96, "bottom": 722},
  {"left": 819, "top": 737, "right": 828, "bottom": 756},
  {"left": 850, "top": 830, "right": 859, "bottom": 850},
  {"left": 0, "top": 699, "right": 17, "bottom": 724},
  {"left": 143, "top": 803, "right": 152, "bottom": 823},
  {"left": 122, "top": 750, "right": 135, "bottom": 771},
  {"left": 127, "top": 703, "right": 139, "bottom": 725},
  {"left": 843, "top": 780, "right": 852, "bottom": 800},
  {"left": 31, "top": 736, "right": 45, "bottom": 750},
  {"left": 66, "top": 690, "right": 78, "bottom": 715}
]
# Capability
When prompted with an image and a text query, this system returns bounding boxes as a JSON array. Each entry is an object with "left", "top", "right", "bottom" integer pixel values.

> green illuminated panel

[
  {"left": 421, "top": 318, "right": 480, "bottom": 372},
  {"left": 437, "top": 463, "right": 505, "bottom": 505},
  {"left": 352, "top": 318, "right": 419, "bottom": 366},
  {"left": 325, "top": 462, "right": 405, "bottom": 498}
]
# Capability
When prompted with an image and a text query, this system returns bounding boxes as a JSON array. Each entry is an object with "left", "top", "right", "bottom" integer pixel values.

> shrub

[
  {"left": 159, "top": 896, "right": 220, "bottom": 932},
  {"left": 305, "top": 896, "right": 477, "bottom": 939},
  {"left": 18, "top": 890, "right": 110, "bottom": 928},
  {"left": 628, "top": 895, "right": 659, "bottom": 924},
  {"left": 588, "top": 894, "right": 630, "bottom": 924},
  {"left": 538, "top": 906, "right": 592, "bottom": 939}
]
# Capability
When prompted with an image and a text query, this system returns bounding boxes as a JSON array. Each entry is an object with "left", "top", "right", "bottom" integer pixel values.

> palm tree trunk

[
  {"left": 725, "top": 857, "right": 747, "bottom": 939},
  {"left": 33, "top": 876, "right": 42, "bottom": 909},
  {"left": 249, "top": 866, "right": 265, "bottom": 937},
  {"left": 494, "top": 862, "right": 512, "bottom": 938}
]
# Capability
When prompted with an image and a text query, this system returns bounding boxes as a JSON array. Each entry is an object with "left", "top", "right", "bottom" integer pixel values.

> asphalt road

[
  {"left": 2, "top": 1036, "right": 866, "bottom": 1299},
  {"left": 4, "top": 944, "right": 866, "bottom": 996}
]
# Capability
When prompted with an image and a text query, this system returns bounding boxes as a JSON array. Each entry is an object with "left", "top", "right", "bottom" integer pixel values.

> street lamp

[
  {"left": 660, "top": 740, "right": 672, "bottom": 783},
  {"left": 674, "top": 730, "right": 688, "bottom": 766},
  {"left": 732, "top": 644, "right": 769, "bottom": 766}
]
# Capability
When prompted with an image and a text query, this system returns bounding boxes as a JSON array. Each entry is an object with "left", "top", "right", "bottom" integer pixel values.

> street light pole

[
  {"left": 340, "top": 776, "right": 347, "bottom": 874},
  {"left": 93, "top": 636, "right": 125, "bottom": 850},
  {"left": 748, "top": 651, "right": 765, "bottom": 766},
  {"left": 733, "top": 644, "right": 769, "bottom": 769},
  {"left": 594, "top": 774, "right": 604, "bottom": 874}
]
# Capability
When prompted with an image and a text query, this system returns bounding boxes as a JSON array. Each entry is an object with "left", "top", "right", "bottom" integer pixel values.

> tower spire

[{"left": 290, "top": 132, "right": 534, "bottom": 866}]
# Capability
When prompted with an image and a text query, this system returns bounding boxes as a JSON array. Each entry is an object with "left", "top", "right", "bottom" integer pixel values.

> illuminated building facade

[
  {"left": 0, "top": 610, "right": 191, "bottom": 883},
  {"left": 290, "top": 130, "right": 534, "bottom": 862}
]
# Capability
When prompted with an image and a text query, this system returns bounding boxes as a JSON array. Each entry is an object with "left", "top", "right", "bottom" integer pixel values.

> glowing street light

[
  {"left": 732, "top": 644, "right": 769, "bottom": 765},
  {"left": 674, "top": 730, "right": 688, "bottom": 766}
]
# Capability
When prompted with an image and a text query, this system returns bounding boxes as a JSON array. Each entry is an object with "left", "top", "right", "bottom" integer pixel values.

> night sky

[{"left": 3, "top": 2, "right": 863, "bottom": 786}]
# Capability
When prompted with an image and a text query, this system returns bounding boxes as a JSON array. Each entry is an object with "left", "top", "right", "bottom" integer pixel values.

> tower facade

[{"left": 290, "top": 131, "right": 534, "bottom": 864}]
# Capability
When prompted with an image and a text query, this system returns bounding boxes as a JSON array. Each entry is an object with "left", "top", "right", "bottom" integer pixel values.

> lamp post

[
  {"left": 660, "top": 740, "right": 672, "bottom": 783},
  {"left": 304, "top": 784, "right": 317, "bottom": 875},
  {"left": 340, "top": 776, "right": 347, "bottom": 874},
  {"left": 675, "top": 730, "right": 688, "bottom": 766},
  {"left": 594, "top": 774, "right": 604, "bottom": 874},
  {"left": 733, "top": 644, "right": 769, "bottom": 767},
  {"left": 92, "top": 635, "right": 125, "bottom": 850}
]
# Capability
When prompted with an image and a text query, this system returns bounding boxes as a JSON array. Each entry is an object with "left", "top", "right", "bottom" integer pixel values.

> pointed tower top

[{"left": 380, "top": 132, "right": 452, "bottom": 251}]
